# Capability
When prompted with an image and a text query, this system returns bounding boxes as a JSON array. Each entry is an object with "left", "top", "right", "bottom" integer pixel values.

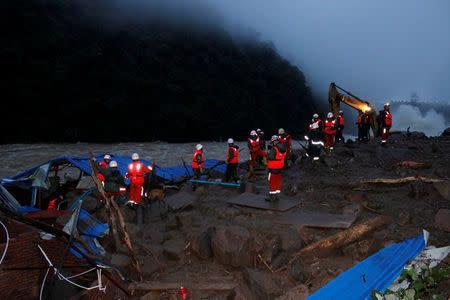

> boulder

[
  {"left": 141, "top": 260, "right": 159, "bottom": 277},
  {"left": 165, "top": 215, "right": 180, "bottom": 231},
  {"left": 244, "top": 268, "right": 281, "bottom": 300},
  {"left": 144, "top": 229, "right": 167, "bottom": 245},
  {"left": 81, "top": 195, "right": 102, "bottom": 213},
  {"left": 261, "top": 235, "right": 281, "bottom": 263},
  {"left": 189, "top": 229, "right": 213, "bottom": 260},
  {"left": 229, "top": 284, "right": 258, "bottom": 300},
  {"left": 119, "top": 206, "right": 136, "bottom": 223},
  {"left": 165, "top": 191, "right": 195, "bottom": 211},
  {"left": 162, "top": 238, "right": 185, "bottom": 261},
  {"left": 176, "top": 211, "right": 198, "bottom": 229},
  {"left": 290, "top": 257, "right": 304, "bottom": 281},
  {"left": 210, "top": 226, "right": 257, "bottom": 267},
  {"left": 434, "top": 209, "right": 450, "bottom": 232}
]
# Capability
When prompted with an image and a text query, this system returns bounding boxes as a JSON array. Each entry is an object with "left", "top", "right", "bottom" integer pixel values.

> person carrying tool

[
  {"left": 125, "top": 153, "right": 152, "bottom": 208},
  {"left": 248, "top": 130, "right": 267, "bottom": 178},
  {"left": 380, "top": 103, "right": 392, "bottom": 145},
  {"left": 309, "top": 113, "right": 324, "bottom": 132},
  {"left": 266, "top": 135, "right": 287, "bottom": 202},
  {"left": 225, "top": 138, "right": 239, "bottom": 183},
  {"left": 278, "top": 128, "right": 292, "bottom": 164},
  {"left": 335, "top": 111, "right": 345, "bottom": 143},
  {"left": 324, "top": 112, "right": 337, "bottom": 151},
  {"left": 93, "top": 159, "right": 126, "bottom": 194}
]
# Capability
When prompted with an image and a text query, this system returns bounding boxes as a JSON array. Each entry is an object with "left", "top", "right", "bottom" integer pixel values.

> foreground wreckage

[{"left": 0, "top": 131, "right": 449, "bottom": 299}]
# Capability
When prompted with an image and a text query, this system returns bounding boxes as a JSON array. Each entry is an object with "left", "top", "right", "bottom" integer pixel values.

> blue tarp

[
  {"left": 306, "top": 234, "right": 426, "bottom": 300},
  {"left": 1, "top": 154, "right": 227, "bottom": 188}
]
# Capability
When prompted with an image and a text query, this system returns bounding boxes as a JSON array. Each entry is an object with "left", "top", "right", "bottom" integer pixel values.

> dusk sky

[{"left": 205, "top": 0, "right": 450, "bottom": 104}]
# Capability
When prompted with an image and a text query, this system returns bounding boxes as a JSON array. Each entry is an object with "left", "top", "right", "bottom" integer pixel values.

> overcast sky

[{"left": 203, "top": 0, "right": 450, "bottom": 104}]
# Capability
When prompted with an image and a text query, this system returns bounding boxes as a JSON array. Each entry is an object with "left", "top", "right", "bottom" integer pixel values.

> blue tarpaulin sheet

[
  {"left": 1, "top": 154, "right": 227, "bottom": 187},
  {"left": 306, "top": 234, "right": 426, "bottom": 300}
]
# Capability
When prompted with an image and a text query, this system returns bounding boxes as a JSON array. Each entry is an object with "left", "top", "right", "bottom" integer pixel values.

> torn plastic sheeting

[
  {"left": 306, "top": 233, "right": 426, "bottom": 300},
  {"left": 388, "top": 245, "right": 450, "bottom": 292}
]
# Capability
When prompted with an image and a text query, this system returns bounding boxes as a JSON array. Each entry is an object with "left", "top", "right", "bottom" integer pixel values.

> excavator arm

[{"left": 328, "top": 82, "right": 379, "bottom": 137}]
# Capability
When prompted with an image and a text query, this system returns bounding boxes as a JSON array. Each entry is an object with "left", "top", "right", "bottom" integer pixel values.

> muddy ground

[{"left": 82, "top": 131, "right": 449, "bottom": 299}]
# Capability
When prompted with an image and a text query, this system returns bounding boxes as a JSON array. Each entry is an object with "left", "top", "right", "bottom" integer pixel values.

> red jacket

[
  {"left": 192, "top": 150, "right": 204, "bottom": 169},
  {"left": 97, "top": 161, "right": 108, "bottom": 181},
  {"left": 278, "top": 134, "right": 292, "bottom": 149},
  {"left": 325, "top": 119, "right": 337, "bottom": 134},
  {"left": 227, "top": 146, "right": 239, "bottom": 164},
  {"left": 126, "top": 161, "right": 151, "bottom": 184},
  {"left": 47, "top": 199, "right": 57, "bottom": 211},
  {"left": 248, "top": 137, "right": 260, "bottom": 152},
  {"left": 383, "top": 110, "right": 392, "bottom": 127},
  {"left": 268, "top": 146, "right": 286, "bottom": 170},
  {"left": 338, "top": 116, "right": 344, "bottom": 126}
]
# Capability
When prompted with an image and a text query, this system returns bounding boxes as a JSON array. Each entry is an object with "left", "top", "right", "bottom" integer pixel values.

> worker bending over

[
  {"left": 225, "top": 138, "right": 239, "bottom": 183},
  {"left": 380, "top": 103, "right": 392, "bottom": 145},
  {"left": 94, "top": 159, "right": 126, "bottom": 194},
  {"left": 267, "top": 136, "right": 287, "bottom": 202}
]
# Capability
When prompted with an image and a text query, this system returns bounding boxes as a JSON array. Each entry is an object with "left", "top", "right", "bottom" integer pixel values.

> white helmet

[
  {"left": 271, "top": 135, "right": 279, "bottom": 142},
  {"left": 109, "top": 160, "right": 118, "bottom": 168},
  {"left": 131, "top": 153, "right": 139, "bottom": 160},
  {"left": 260, "top": 131, "right": 264, "bottom": 135},
  {"left": 327, "top": 112, "right": 334, "bottom": 118},
  {"left": 339, "top": 110, "right": 343, "bottom": 114},
  {"left": 196, "top": 144, "right": 203, "bottom": 150},
  {"left": 313, "top": 113, "right": 319, "bottom": 118},
  {"left": 250, "top": 130, "right": 257, "bottom": 135},
  {"left": 256, "top": 128, "right": 261, "bottom": 133},
  {"left": 104, "top": 154, "right": 111, "bottom": 160},
  {"left": 278, "top": 128, "right": 285, "bottom": 135},
  {"left": 227, "top": 138, "right": 234, "bottom": 144},
  {"left": 384, "top": 102, "right": 390, "bottom": 108}
]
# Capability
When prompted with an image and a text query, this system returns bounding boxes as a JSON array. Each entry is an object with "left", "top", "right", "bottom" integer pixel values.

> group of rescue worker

[{"left": 63, "top": 103, "right": 392, "bottom": 214}]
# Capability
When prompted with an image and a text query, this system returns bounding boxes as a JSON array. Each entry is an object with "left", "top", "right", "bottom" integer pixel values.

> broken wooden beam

[
  {"left": 350, "top": 176, "right": 443, "bottom": 185},
  {"left": 292, "top": 215, "right": 391, "bottom": 259}
]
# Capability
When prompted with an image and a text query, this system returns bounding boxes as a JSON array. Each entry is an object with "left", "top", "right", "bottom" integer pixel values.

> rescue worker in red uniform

[
  {"left": 266, "top": 136, "right": 287, "bottom": 202},
  {"left": 324, "top": 112, "right": 337, "bottom": 151},
  {"left": 278, "top": 128, "right": 292, "bottom": 165},
  {"left": 380, "top": 103, "right": 392, "bottom": 145},
  {"left": 309, "top": 114, "right": 324, "bottom": 133},
  {"left": 97, "top": 154, "right": 111, "bottom": 183},
  {"left": 225, "top": 138, "right": 239, "bottom": 183},
  {"left": 192, "top": 144, "right": 205, "bottom": 179},
  {"left": 336, "top": 110, "right": 345, "bottom": 143},
  {"left": 125, "top": 153, "right": 152, "bottom": 207},
  {"left": 248, "top": 130, "right": 267, "bottom": 178},
  {"left": 47, "top": 195, "right": 63, "bottom": 211}
]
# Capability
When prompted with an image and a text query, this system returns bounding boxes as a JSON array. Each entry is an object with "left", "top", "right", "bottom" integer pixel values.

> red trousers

[
  {"left": 129, "top": 182, "right": 143, "bottom": 204},
  {"left": 381, "top": 127, "right": 390, "bottom": 142},
  {"left": 250, "top": 150, "right": 266, "bottom": 167},
  {"left": 325, "top": 134, "right": 335, "bottom": 148},
  {"left": 268, "top": 172, "right": 282, "bottom": 194}
]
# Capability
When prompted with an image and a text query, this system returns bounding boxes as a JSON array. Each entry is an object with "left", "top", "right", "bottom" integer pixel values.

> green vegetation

[
  {"left": 371, "top": 266, "right": 449, "bottom": 300},
  {"left": 1, "top": 0, "right": 320, "bottom": 142}
]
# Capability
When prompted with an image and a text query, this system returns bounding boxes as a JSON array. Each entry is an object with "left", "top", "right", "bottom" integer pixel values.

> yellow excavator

[{"left": 328, "top": 82, "right": 379, "bottom": 136}]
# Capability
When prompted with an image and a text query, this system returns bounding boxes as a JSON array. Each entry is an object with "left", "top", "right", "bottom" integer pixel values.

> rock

[
  {"left": 110, "top": 254, "right": 130, "bottom": 268},
  {"left": 125, "top": 222, "right": 142, "bottom": 239},
  {"left": 271, "top": 251, "right": 287, "bottom": 270},
  {"left": 210, "top": 226, "right": 257, "bottom": 267},
  {"left": 165, "top": 215, "right": 180, "bottom": 231},
  {"left": 434, "top": 167, "right": 450, "bottom": 179},
  {"left": 280, "top": 228, "right": 304, "bottom": 252},
  {"left": 176, "top": 211, "right": 197, "bottom": 228},
  {"left": 275, "top": 284, "right": 310, "bottom": 300},
  {"left": 410, "top": 131, "right": 427, "bottom": 139},
  {"left": 261, "top": 235, "right": 281, "bottom": 263},
  {"left": 141, "top": 261, "right": 159, "bottom": 277},
  {"left": 290, "top": 257, "right": 304, "bottom": 281},
  {"left": 441, "top": 127, "right": 450, "bottom": 136},
  {"left": 342, "top": 202, "right": 362, "bottom": 216},
  {"left": 433, "top": 182, "right": 450, "bottom": 200},
  {"left": 189, "top": 228, "right": 213, "bottom": 260},
  {"left": 230, "top": 284, "right": 258, "bottom": 300},
  {"left": 81, "top": 195, "right": 102, "bottom": 213},
  {"left": 434, "top": 209, "right": 450, "bottom": 232},
  {"left": 162, "top": 238, "right": 185, "bottom": 261},
  {"left": 244, "top": 268, "right": 281, "bottom": 300}
]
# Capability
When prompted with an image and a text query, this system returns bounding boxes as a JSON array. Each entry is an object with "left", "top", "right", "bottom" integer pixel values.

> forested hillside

[{"left": 1, "top": 0, "right": 320, "bottom": 142}]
